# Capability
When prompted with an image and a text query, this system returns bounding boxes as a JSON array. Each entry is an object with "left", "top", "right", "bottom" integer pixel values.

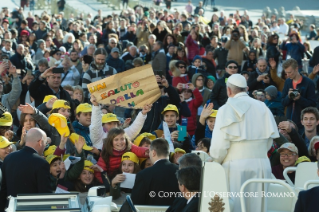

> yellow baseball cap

[
  {"left": 0, "top": 112, "right": 13, "bottom": 127},
  {"left": 46, "top": 154, "right": 61, "bottom": 164},
  {"left": 43, "top": 95, "right": 57, "bottom": 103},
  {"left": 44, "top": 145, "right": 57, "bottom": 157},
  {"left": 122, "top": 152, "right": 139, "bottom": 164},
  {"left": 84, "top": 160, "right": 94, "bottom": 173},
  {"left": 209, "top": 110, "right": 218, "bottom": 118},
  {"left": 69, "top": 133, "right": 93, "bottom": 151},
  {"left": 52, "top": 100, "right": 71, "bottom": 110},
  {"left": 0, "top": 136, "right": 12, "bottom": 148},
  {"left": 102, "top": 113, "right": 119, "bottom": 124},
  {"left": 76, "top": 103, "right": 92, "bottom": 114},
  {"left": 133, "top": 133, "right": 156, "bottom": 146},
  {"left": 174, "top": 148, "right": 186, "bottom": 154},
  {"left": 295, "top": 156, "right": 311, "bottom": 165},
  {"left": 161, "top": 104, "right": 179, "bottom": 115},
  {"left": 48, "top": 113, "right": 70, "bottom": 137}
]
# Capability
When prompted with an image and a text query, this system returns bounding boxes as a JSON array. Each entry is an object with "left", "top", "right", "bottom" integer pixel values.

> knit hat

[
  {"left": 121, "top": 152, "right": 139, "bottom": 164},
  {"left": 59, "top": 46, "right": 66, "bottom": 53},
  {"left": 207, "top": 75, "right": 216, "bottom": 83},
  {"left": 193, "top": 55, "right": 202, "bottom": 63},
  {"left": 265, "top": 85, "right": 278, "bottom": 100},
  {"left": 20, "top": 30, "right": 29, "bottom": 37},
  {"left": 225, "top": 60, "right": 238, "bottom": 69}
]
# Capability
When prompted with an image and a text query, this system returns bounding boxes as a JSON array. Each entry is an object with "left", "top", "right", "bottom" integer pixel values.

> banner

[{"left": 87, "top": 64, "right": 161, "bottom": 109}]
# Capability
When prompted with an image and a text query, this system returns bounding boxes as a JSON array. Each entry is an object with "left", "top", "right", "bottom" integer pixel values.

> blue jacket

[
  {"left": 265, "top": 92, "right": 285, "bottom": 117},
  {"left": 72, "top": 121, "right": 92, "bottom": 147},
  {"left": 281, "top": 76, "right": 316, "bottom": 130},
  {"left": 106, "top": 55, "right": 126, "bottom": 73},
  {"left": 281, "top": 42, "right": 305, "bottom": 66}
]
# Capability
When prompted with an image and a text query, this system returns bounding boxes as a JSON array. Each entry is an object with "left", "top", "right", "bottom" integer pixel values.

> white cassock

[{"left": 209, "top": 92, "right": 279, "bottom": 212}]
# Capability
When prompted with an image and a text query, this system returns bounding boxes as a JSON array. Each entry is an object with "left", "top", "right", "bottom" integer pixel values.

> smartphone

[
  {"left": 16, "top": 69, "right": 21, "bottom": 74},
  {"left": 2, "top": 59, "right": 8, "bottom": 63},
  {"left": 257, "top": 92, "right": 263, "bottom": 95},
  {"left": 52, "top": 67, "right": 64, "bottom": 73},
  {"left": 262, "top": 73, "right": 268, "bottom": 76},
  {"left": 27, "top": 70, "right": 32, "bottom": 76},
  {"left": 177, "top": 125, "right": 187, "bottom": 141},
  {"left": 182, "top": 84, "right": 189, "bottom": 89}
]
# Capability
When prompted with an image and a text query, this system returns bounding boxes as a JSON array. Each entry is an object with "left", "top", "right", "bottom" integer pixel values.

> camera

[{"left": 289, "top": 89, "right": 299, "bottom": 99}]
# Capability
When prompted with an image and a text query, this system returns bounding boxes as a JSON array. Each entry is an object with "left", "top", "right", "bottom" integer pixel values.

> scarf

[{"left": 256, "top": 66, "right": 270, "bottom": 76}]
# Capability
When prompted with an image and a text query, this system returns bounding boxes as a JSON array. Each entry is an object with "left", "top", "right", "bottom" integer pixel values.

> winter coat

[
  {"left": 266, "top": 44, "right": 280, "bottom": 62},
  {"left": 185, "top": 35, "right": 200, "bottom": 61},
  {"left": 192, "top": 73, "right": 211, "bottom": 106},
  {"left": 247, "top": 70, "right": 275, "bottom": 96},
  {"left": 172, "top": 75, "right": 189, "bottom": 87},
  {"left": 106, "top": 55, "right": 126, "bottom": 73},
  {"left": 72, "top": 121, "right": 92, "bottom": 147},
  {"left": 182, "top": 88, "right": 203, "bottom": 136},
  {"left": 265, "top": 92, "right": 285, "bottom": 117},
  {"left": 136, "top": 28, "right": 150, "bottom": 47},
  {"left": 210, "top": 73, "right": 230, "bottom": 109},
  {"left": 281, "top": 42, "right": 305, "bottom": 66},
  {"left": 95, "top": 145, "right": 148, "bottom": 183}
]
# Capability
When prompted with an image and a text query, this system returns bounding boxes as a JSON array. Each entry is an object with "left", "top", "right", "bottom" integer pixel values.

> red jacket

[
  {"left": 95, "top": 144, "right": 148, "bottom": 183},
  {"left": 186, "top": 35, "right": 200, "bottom": 61},
  {"left": 182, "top": 88, "right": 203, "bottom": 136},
  {"left": 172, "top": 75, "right": 190, "bottom": 87}
]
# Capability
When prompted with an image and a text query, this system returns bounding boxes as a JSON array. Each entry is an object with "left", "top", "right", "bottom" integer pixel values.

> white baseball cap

[{"left": 227, "top": 74, "right": 247, "bottom": 88}]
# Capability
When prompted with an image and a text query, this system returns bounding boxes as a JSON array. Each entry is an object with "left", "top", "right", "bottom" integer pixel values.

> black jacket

[
  {"left": 247, "top": 70, "right": 275, "bottom": 96},
  {"left": 266, "top": 44, "right": 280, "bottom": 62},
  {"left": 9, "top": 52, "right": 34, "bottom": 75},
  {"left": 294, "top": 186, "right": 319, "bottom": 212},
  {"left": 201, "top": 57, "right": 217, "bottom": 78},
  {"left": 210, "top": 73, "right": 230, "bottom": 109},
  {"left": 0, "top": 146, "right": 51, "bottom": 211},
  {"left": 213, "top": 47, "right": 228, "bottom": 69},
  {"left": 167, "top": 195, "right": 199, "bottom": 212},
  {"left": 131, "top": 159, "right": 179, "bottom": 205}
]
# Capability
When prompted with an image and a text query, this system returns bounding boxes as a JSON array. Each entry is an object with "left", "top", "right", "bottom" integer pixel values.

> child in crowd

[
  {"left": 133, "top": 133, "right": 156, "bottom": 148},
  {"left": 89, "top": 94, "right": 151, "bottom": 149},
  {"left": 72, "top": 86, "right": 84, "bottom": 103},
  {"left": 94, "top": 128, "right": 148, "bottom": 183},
  {"left": 170, "top": 60, "right": 189, "bottom": 89},
  {"left": 187, "top": 55, "right": 207, "bottom": 80},
  {"left": 109, "top": 152, "right": 141, "bottom": 200},
  {"left": 169, "top": 148, "right": 186, "bottom": 164}
]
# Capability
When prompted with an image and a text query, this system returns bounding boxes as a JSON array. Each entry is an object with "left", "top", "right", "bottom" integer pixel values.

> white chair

[
  {"left": 240, "top": 179, "right": 297, "bottom": 212},
  {"left": 303, "top": 180, "right": 319, "bottom": 190},
  {"left": 199, "top": 162, "right": 232, "bottom": 212},
  {"left": 283, "top": 162, "right": 319, "bottom": 191}
]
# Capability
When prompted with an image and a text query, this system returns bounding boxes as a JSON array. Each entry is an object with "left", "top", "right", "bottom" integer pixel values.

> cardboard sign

[{"left": 87, "top": 64, "right": 161, "bottom": 109}]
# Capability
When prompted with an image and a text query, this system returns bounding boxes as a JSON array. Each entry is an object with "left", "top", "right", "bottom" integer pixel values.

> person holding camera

[
  {"left": 247, "top": 58, "right": 275, "bottom": 96},
  {"left": 225, "top": 28, "right": 248, "bottom": 72},
  {"left": 281, "top": 59, "right": 316, "bottom": 133}
]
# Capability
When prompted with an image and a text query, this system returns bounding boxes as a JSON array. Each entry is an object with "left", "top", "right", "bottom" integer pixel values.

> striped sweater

[{"left": 82, "top": 63, "right": 117, "bottom": 101}]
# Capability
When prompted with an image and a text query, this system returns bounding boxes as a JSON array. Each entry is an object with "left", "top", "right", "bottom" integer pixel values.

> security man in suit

[
  {"left": 167, "top": 166, "right": 201, "bottom": 212},
  {"left": 131, "top": 138, "right": 179, "bottom": 205},
  {"left": 0, "top": 128, "right": 51, "bottom": 211}
]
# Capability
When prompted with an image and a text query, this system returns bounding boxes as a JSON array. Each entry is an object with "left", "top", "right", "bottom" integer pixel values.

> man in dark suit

[
  {"left": 0, "top": 128, "right": 51, "bottom": 211},
  {"left": 294, "top": 160, "right": 319, "bottom": 212},
  {"left": 167, "top": 167, "right": 201, "bottom": 212},
  {"left": 131, "top": 138, "right": 179, "bottom": 205}
]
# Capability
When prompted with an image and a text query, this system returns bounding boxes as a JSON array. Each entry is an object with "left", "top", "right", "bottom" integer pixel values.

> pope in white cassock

[{"left": 209, "top": 74, "right": 279, "bottom": 212}]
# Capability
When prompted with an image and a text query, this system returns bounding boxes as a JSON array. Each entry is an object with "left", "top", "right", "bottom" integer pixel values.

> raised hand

[
  {"left": 142, "top": 104, "right": 152, "bottom": 115},
  {"left": 18, "top": 103, "right": 35, "bottom": 114},
  {"left": 90, "top": 94, "right": 99, "bottom": 106},
  {"left": 74, "top": 136, "right": 85, "bottom": 154}
]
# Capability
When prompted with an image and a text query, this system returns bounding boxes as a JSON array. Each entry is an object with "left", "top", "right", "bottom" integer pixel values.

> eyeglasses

[
  {"left": 196, "top": 78, "right": 204, "bottom": 81},
  {"left": 227, "top": 66, "right": 238, "bottom": 69},
  {"left": 56, "top": 53, "right": 61, "bottom": 56},
  {"left": 280, "top": 153, "right": 297, "bottom": 157},
  {"left": 178, "top": 66, "right": 186, "bottom": 69}
]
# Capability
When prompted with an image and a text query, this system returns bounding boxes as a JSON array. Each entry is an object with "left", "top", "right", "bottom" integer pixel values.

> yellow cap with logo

[
  {"left": 76, "top": 103, "right": 92, "bottom": 114},
  {"left": 52, "top": 100, "right": 71, "bottom": 110},
  {"left": 295, "top": 156, "right": 311, "bottom": 166},
  {"left": 209, "top": 110, "right": 218, "bottom": 118},
  {"left": 0, "top": 136, "right": 12, "bottom": 148},
  {"left": 69, "top": 133, "right": 93, "bottom": 151},
  {"left": 0, "top": 112, "right": 13, "bottom": 127},
  {"left": 133, "top": 133, "right": 156, "bottom": 146},
  {"left": 44, "top": 145, "right": 57, "bottom": 157},
  {"left": 84, "top": 160, "right": 94, "bottom": 173},
  {"left": 121, "top": 152, "right": 139, "bottom": 164},
  {"left": 102, "top": 113, "right": 119, "bottom": 124},
  {"left": 48, "top": 113, "right": 70, "bottom": 137},
  {"left": 43, "top": 95, "right": 57, "bottom": 103},
  {"left": 46, "top": 154, "right": 61, "bottom": 164},
  {"left": 161, "top": 104, "right": 179, "bottom": 115}
]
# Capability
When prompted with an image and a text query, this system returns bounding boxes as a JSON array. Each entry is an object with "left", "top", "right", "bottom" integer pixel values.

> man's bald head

[{"left": 25, "top": 128, "right": 47, "bottom": 154}]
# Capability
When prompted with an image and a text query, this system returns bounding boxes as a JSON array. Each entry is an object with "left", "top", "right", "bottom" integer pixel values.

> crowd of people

[{"left": 0, "top": 2, "right": 318, "bottom": 211}]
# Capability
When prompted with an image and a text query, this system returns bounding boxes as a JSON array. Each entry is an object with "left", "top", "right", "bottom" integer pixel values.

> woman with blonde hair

[
  {"left": 238, "top": 25, "right": 249, "bottom": 43},
  {"left": 69, "top": 39, "right": 84, "bottom": 56},
  {"left": 53, "top": 29, "right": 64, "bottom": 48},
  {"left": 303, "top": 41, "right": 313, "bottom": 59},
  {"left": 63, "top": 33, "right": 75, "bottom": 51}
]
